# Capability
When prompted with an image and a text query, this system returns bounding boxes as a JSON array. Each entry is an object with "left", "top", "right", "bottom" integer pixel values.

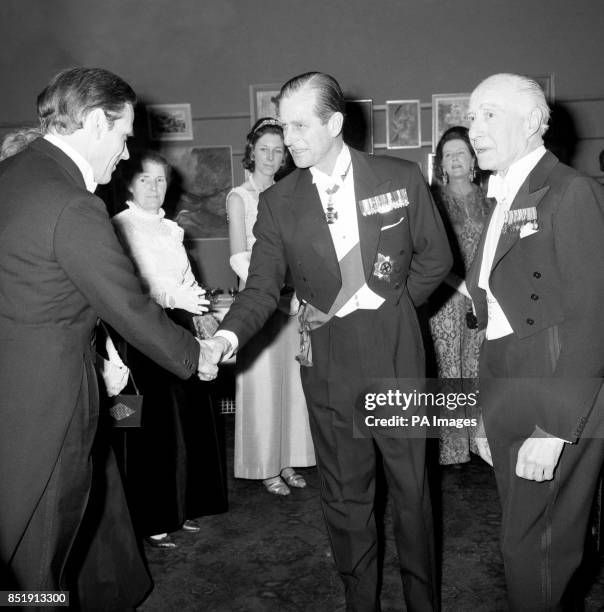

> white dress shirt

[
  {"left": 44, "top": 134, "right": 97, "bottom": 193},
  {"left": 310, "top": 145, "right": 384, "bottom": 317},
  {"left": 479, "top": 145, "right": 546, "bottom": 339},
  {"left": 215, "top": 145, "right": 384, "bottom": 355}
]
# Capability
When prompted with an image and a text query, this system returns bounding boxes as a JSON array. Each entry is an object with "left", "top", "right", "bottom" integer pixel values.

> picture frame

[
  {"left": 432, "top": 93, "right": 471, "bottom": 151},
  {"left": 160, "top": 146, "right": 233, "bottom": 239},
  {"left": 146, "top": 103, "right": 193, "bottom": 141},
  {"left": 249, "top": 83, "right": 281, "bottom": 125},
  {"left": 343, "top": 99, "right": 373, "bottom": 154},
  {"left": 385, "top": 100, "right": 421, "bottom": 149},
  {"left": 528, "top": 74, "right": 555, "bottom": 102}
]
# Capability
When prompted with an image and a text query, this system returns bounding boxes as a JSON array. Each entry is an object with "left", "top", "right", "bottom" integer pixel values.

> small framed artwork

[
  {"left": 432, "top": 93, "right": 471, "bottom": 150},
  {"left": 386, "top": 100, "right": 421, "bottom": 149},
  {"left": 249, "top": 83, "right": 281, "bottom": 125},
  {"left": 161, "top": 145, "right": 233, "bottom": 239},
  {"left": 529, "top": 74, "right": 555, "bottom": 102},
  {"left": 343, "top": 99, "right": 373, "bottom": 154},
  {"left": 146, "top": 103, "right": 193, "bottom": 141}
]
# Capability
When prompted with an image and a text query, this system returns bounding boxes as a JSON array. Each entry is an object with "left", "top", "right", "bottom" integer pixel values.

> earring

[
  {"left": 469, "top": 165, "right": 476, "bottom": 181},
  {"left": 442, "top": 170, "right": 448, "bottom": 185}
]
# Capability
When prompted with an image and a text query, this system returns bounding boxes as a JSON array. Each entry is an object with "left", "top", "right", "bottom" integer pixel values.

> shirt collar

[
  {"left": 125, "top": 200, "right": 166, "bottom": 220},
  {"left": 309, "top": 144, "right": 352, "bottom": 188},
  {"left": 44, "top": 133, "right": 97, "bottom": 193},
  {"left": 487, "top": 145, "right": 546, "bottom": 204}
]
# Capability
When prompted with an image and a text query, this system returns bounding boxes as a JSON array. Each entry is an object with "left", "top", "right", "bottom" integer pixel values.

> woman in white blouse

[{"left": 111, "top": 150, "right": 228, "bottom": 548}]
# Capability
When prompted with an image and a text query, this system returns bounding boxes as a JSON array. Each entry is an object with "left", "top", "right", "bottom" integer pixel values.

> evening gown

[
  {"left": 111, "top": 203, "right": 228, "bottom": 536},
  {"left": 228, "top": 185, "right": 315, "bottom": 479},
  {"left": 429, "top": 183, "right": 491, "bottom": 464}
]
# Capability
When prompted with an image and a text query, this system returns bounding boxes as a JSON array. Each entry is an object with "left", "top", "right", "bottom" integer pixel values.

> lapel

[
  {"left": 349, "top": 148, "right": 393, "bottom": 279},
  {"left": 288, "top": 168, "right": 340, "bottom": 280},
  {"left": 491, "top": 150, "right": 556, "bottom": 271},
  {"left": 31, "top": 137, "right": 88, "bottom": 190},
  {"left": 288, "top": 148, "right": 392, "bottom": 282}
]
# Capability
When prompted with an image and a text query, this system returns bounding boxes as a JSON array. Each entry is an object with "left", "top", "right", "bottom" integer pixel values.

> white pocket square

[
  {"left": 519, "top": 223, "right": 539, "bottom": 238},
  {"left": 380, "top": 217, "right": 405, "bottom": 232}
]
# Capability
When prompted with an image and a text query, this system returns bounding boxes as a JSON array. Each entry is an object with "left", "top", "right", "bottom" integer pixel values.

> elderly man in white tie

[{"left": 466, "top": 73, "right": 604, "bottom": 611}]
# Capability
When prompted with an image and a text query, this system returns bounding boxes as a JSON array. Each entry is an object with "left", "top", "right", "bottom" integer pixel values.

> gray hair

[{"left": 475, "top": 73, "right": 550, "bottom": 136}]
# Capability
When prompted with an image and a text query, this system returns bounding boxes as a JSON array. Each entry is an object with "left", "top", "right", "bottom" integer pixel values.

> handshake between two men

[{"left": 197, "top": 336, "right": 232, "bottom": 381}]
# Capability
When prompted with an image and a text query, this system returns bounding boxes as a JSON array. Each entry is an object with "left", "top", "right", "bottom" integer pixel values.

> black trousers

[
  {"left": 300, "top": 301, "right": 439, "bottom": 612},
  {"left": 480, "top": 332, "right": 604, "bottom": 611}
]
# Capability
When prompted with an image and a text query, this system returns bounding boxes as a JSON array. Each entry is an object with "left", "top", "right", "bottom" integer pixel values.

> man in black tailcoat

[
  {"left": 200, "top": 72, "right": 452, "bottom": 611},
  {"left": 466, "top": 72, "right": 604, "bottom": 610},
  {"left": 0, "top": 67, "right": 205, "bottom": 608}
]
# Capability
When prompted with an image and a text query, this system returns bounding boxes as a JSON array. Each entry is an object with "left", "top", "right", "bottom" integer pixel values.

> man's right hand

[{"left": 196, "top": 336, "right": 231, "bottom": 381}]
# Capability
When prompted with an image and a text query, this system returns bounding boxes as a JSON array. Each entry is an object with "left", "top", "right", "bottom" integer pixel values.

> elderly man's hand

[
  {"left": 196, "top": 336, "right": 231, "bottom": 381},
  {"left": 515, "top": 427, "right": 566, "bottom": 481}
]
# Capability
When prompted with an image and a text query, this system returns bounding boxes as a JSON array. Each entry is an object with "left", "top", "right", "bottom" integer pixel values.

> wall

[{"left": 1, "top": 0, "right": 603, "bottom": 284}]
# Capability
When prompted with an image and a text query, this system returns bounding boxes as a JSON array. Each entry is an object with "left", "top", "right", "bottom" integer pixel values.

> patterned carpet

[{"left": 138, "top": 415, "right": 604, "bottom": 611}]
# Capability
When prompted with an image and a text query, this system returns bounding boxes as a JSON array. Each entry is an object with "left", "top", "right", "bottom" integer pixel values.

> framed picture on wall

[
  {"left": 432, "top": 93, "right": 471, "bottom": 150},
  {"left": 343, "top": 99, "right": 373, "bottom": 154},
  {"left": 528, "top": 74, "right": 555, "bottom": 102},
  {"left": 249, "top": 83, "right": 281, "bottom": 125},
  {"left": 385, "top": 100, "right": 421, "bottom": 149},
  {"left": 146, "top": 103, "right": 193, "bottom": 141},
  {"left": 160, "top": 146, "right": 233, "bottom": 239}
]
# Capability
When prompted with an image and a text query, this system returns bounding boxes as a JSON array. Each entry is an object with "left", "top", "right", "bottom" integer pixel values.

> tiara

[{"left": 253, "top": 118, "right": 282, "bottom": 133}]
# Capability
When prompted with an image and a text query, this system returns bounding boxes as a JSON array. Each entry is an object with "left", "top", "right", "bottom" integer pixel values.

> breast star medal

[{"left": 373, "top": 253, "right": 394, "bottom": 281}]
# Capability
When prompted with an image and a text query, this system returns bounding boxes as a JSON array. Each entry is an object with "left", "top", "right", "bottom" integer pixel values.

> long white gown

[{"left": 228, "top": 185, "right": 315, "bottom": 479}]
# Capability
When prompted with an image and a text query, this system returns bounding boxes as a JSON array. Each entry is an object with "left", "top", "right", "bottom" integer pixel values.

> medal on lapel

[
  {"left": 324, "top": 160, "right": 352, "bottom": 224},
  {"left": 373, "top": 253, "right": 394, "bottom": 281}
]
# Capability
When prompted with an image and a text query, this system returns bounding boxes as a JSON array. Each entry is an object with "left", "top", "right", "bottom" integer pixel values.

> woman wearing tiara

[{"left": 227, "top": 118, "right": 315, "bottom": 495}]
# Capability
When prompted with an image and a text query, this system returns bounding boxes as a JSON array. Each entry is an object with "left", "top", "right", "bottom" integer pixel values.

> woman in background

[
  {"left": 110, "top": 150, "right": 228, "bottom": 547},
  {"left": 429, "top": 126, "right": 491, "bottom": 465},
  {"left": 227, "top": 118, "right": 315, "bottom": 495}
]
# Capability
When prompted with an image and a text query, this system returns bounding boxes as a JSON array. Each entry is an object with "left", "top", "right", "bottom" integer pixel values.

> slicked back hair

[
  {"left": 37, "top": 67, "right": 136, "bottom": 135},
  {"left": 475, "top": 73, "right": 550, "bottom": 136},
  {"left": 278, "top": 72, "right": 345, "bottom": 124}
]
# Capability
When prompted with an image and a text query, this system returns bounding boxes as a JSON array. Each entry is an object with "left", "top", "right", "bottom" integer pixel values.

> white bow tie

[{"left": 487, "top": 173, "right": 508, "bottom": 204}]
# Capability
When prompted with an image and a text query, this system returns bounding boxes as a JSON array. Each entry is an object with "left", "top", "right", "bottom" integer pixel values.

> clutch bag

[{"left": 109, "top": 373, "right": 143, "bottom": 428}]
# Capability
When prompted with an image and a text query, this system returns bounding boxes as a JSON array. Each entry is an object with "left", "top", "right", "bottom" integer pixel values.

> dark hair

[
  {"left": 434, "top": 126, "right": 477, "bottom": 183},
  {"left": 37, "top": 67, "right": 136, "bottom": 135},
  {"left": 116, "top": 149, "right": 171, "bottom": 203},
  {"left": 242, "top": 117, "right": 285, "bottom": 172},
  {"left": 278, "top": 72, "right": 345, "bottom": 124}
]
